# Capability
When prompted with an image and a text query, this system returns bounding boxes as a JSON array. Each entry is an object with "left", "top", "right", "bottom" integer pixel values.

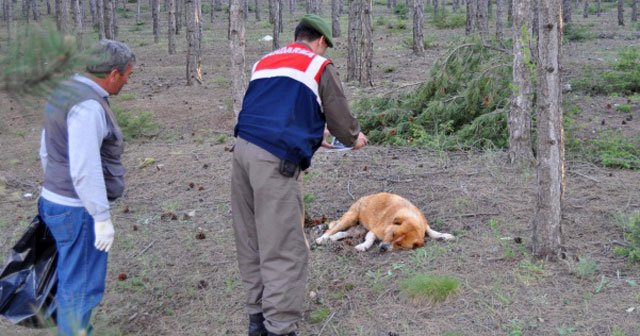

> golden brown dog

[{"left": 315, "top": 192, "right": 455, "bottom": 252}]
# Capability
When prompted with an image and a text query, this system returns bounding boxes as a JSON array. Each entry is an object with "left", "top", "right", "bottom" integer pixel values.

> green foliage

[
  {"left": 1, "top": 22, "right": 98, "bottom": 98},
  {"left": 613, "top": 211, "right": 640, "bottom": 263},
  {"left": 399, "top": 274, "right": 460, "bottom": 303},
  {"left": 112, "top": 106, "right": 160, "bottom": 140},
  {"left": 569, "top": 131, "right": 640, "bottom": 170},
  {"left": 432, "top": 11, "right": 467, "bottom": 29},
  {"left": 563, "top": 23, "right": 594, "bottom": 42},
  {"left": 573, "top": 258, "right": 598, "bottom": 279},
  {"left": 572, "top": 46, "right": 640, "bottom": 95},
  {"left": 309, "top": 306, "right": 331, "bottom": 324},
  {"left": 615, "top": 104, "right": 631, "bottom": 113},
  {"left": 354, "top": 39, "right": 511, "bottom": 150},
  {"left": 394, "top": 3, "right": 409, "bottom": 20}
]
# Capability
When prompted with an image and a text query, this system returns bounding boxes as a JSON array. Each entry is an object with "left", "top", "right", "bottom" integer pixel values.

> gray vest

[{"left": 42, "top": 79, "right": 125, "bottom": 201}]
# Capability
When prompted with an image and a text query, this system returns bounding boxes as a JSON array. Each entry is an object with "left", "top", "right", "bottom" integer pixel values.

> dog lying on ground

[{"left": 315, "top": 192, "right": 455, "bottom": 252}]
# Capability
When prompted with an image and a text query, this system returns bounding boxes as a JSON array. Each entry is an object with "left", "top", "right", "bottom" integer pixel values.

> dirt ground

[{"left": 1, "top": 2, "right": 640, "bottom": 336}]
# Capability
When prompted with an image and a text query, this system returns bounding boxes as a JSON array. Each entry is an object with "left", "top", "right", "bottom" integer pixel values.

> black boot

[
  {"left": 248, "top": 313, "right": 268, "bottom": 336},
  {"left": 267, "top": 332, "right": 296, "bottom": 336}
]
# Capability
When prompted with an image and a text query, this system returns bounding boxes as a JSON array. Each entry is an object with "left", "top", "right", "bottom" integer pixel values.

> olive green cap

[{"left": 300, "top": 14, "right": 334, "bottom": 48}]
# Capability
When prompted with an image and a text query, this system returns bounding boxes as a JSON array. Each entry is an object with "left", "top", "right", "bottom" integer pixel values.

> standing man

[
  {"left": 231, "top": 14, "right": 367, "bottom": 336},
  {"left": 38, "top": 39, "right": 135, "bottom": 336}
]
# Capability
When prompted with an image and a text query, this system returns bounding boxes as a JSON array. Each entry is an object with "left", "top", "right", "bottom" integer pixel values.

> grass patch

[
  {"left": 572, "top": 46, "right": 640, "bottom": 95},
  {"left": 573, "top": 257, "right": 598, "bottom": 279},
  {"left": 563, "top": 23, "right": 595, "bottom": 42},
  {"left": 613, "top": 211, "right": 640, "bottom": 263},
  {"left": 309, "top": 306, "right": 331, "bottom": 324},
  {"left": 112, "top": 106, "right": 161, "bottom": 140},
  {"left": 399, "top": 274, "right": 460, "bottom": 303},
  {"left": 432, "top": 11, "right": 466, "bottom": 29}
]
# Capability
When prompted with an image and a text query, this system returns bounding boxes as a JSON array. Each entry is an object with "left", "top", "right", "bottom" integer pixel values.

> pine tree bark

[
  {"left": 96, "top": 0, "right": 104, "bottom": 38},
  {"left": 583, "top": 0, "right": 588, "bottom": 18},
  {"left": 476, "top": 0, "right": 488, "bottom": 37},
  {"left": 55, "top": 0, "right": 70, "bottom": 33},
  {"left": 360, "top": 0, "right": 373, "bottom": 86},
  {"left": 596, "top": 0, "right": 600, "bottom": 17},
  {"left": 186, "top": 0, "right": 202, "bottom": 85},
  {"left": 332, "top": 0, "right": 341, "bottom": 38},
  {"left": 152, "top": 0, "right": 160, "bottom": 42},
  {"left": 509, "top": 0, "right": 534, "bottom": 165},
  {"left": 72, "top": 0, "right": 82, "bottom": 49},
  {"left": 346, "top": 0, "right": 360, "bottom": 81},
  {"left": 89, "top": 0, "right": 96, "bottom": 25},
  {"left": 466, "top": 0, "right": 476, "bottom": 35},
  {"left": 289, "top": 0, "right": 295, "bottom": 15},
  {"left": 4, "top": 0, "right": 12, "bottom": 41},
  {"left": 413, "top": 0, "right": 424, "bottom": 55},
  {"left": 562, "top": 0, "right": 571, "bottom": 23},
  {"left": 496, "top": 0, "right": 504, "bottom": 40},
  {"left": 618, "top": 0, "right": 624, "bottom": 25},
  {"left": 214, "top": 0, "right": 221, "bottom": 11},
  {"left": 254, "top": 0, "right": 260, "bottom": 20},
  {"left": 168, "top": 0, "right": 177, "bottom": 53},
  {"left": 176, "top": 0, "right": 182, "bottom": 34},
  {"left": 273, "top": 0, "right": 281, "bottom": 49},
  {"left": 533, "top": 0, "right": 565, "bottom": 259},
  {"left": 103, "top": 0, "right": 114, "bottom": 39},
  {"left": 269, "top": 0, "right": 276, "bottom": 23},
  {"left": 632, "top": 0, "right": 638, "bottom": 21},
  {"left": 229, "top": 0, "right": 246, "bottom": 117}
]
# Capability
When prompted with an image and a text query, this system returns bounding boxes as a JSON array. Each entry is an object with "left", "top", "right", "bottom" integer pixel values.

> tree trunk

[
  {"left": 583, "top": 0, "right": 588, "bottom": 18},
  {"left": 168, "top": 0, "right": 176, "bottom": 53},
  {"left": 254, "top": 0, "right": 260, "bottom": 20},
  {"left": 4, "top": 0, "right": 12, "bottom": 42},
  {"left": 186, "top": 0, "right": 202, "bottom": 85},
  {"left": 332, "top": 0, "right": 340, "bottom": 38},
  {"left": 55, "top": 0, "right": 70, "bottom": 32},
  {"left": 214, "top": 0, "right": 221, "bottom": 11},
  {"left": 433, "top": 0, "right": 439, "bottom": 19},
  {"left": 496, "top": 0, "right": 504, "bottom": 40},
  {"left": 509, "top": 0, "right": 534, "bottom": 165},
  {"left": 466, "top": 0, "right": 476, "bottom": 35},
  {"left": 29, "top": 0, "right": 39, "bottom": 21},
  {"left": 104, "top": 0, "right": 114, "bottom": 39},
  {"left": 476, "top": 0, "right": 488, "bottom": 37},
  {"left": 596, "top": 0, "right": 600, "bottom": 17},
  {"left": 152, "top": 0, "right": 160, "bottom": 42},
  {"left": 533, "top": 0, "right": 564, "bottom": 259},
  {"left": 562, "top": 0, "right": 571, "bottom": 23},
  {"left": 72, "top": 0, "right": 82, "bottom": 49},
  {"left": 618, "top": 0, "right": 624, "bottom": 25},
  {"left": 289, "top": 0, "right": 295, "bottom": 15},
  {"left": 346, "top": 0, "right": 360, "bottom": 81},
  {"left": 413, "top": 0, "right": 424, "bottom": 55},
  {"left": 273, "top": 0, "right": 281, "bottom": 49},
  {"left": 269, "top": 0, "right": 276, "bottom": 23},
  {"left": 360, "top": 0, "right": 373, "bottom": 86},
  {"left": 229, "top": 0, "right": 246, "bottom": 117},
  {"left": 176, "top": 0, "right": 182, "bottom": 34},
  {"left": 135, "top": 0, "right": 141, "bottom": 23},
  {"left": 96, "top": 0, "right": 104, "bottom": 38},
  {"left": 632, "top": 0, "right": 638, "bottom": 21},
  {"left": 507, "top": 0, "right": 512, "bottom": 26},
  {"left": 89, "top": 0, "right": 96, "bottom": 25}
]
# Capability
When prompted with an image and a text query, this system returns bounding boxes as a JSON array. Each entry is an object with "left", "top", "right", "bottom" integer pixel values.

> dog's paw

[
  {"left": 315, "top": 235, "right": 330, "bottom": 245},
  {"left": 355, "top": 243, "right": 369, "bottom": 252},
  {"left": 439, "top": 233, "right": 456, "bottom": 241}
]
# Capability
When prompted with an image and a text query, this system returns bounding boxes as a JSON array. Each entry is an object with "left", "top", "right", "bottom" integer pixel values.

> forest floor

[{"left": 1, "top": 2, "right": 640, "bottom": 336}]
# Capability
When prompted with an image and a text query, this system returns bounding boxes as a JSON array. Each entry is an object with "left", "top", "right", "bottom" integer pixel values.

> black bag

[{"left": 0, "top": 215, "right": 57, "bottom": 328}]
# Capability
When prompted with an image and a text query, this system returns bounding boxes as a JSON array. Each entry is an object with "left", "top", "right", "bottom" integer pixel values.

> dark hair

[
  {"left": 294, "top": 23, "right": 323, "bottom": 44},
  {"left": 86, "top": 39, "right": 136, "bottom": 75}
]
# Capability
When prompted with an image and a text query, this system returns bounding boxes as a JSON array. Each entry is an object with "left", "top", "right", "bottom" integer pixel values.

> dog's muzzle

[{"left": 379, "top": 243, "right": 392, "bottom": 252}]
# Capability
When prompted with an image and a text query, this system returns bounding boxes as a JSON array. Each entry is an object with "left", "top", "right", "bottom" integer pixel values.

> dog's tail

[{"left": 426, "top": 227, "right": 456, "bottom": 241}]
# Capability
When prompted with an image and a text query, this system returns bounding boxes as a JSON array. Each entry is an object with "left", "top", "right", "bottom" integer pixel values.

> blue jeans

[{"left": 38, "top": 197, "right": 108, "bottom": 336}]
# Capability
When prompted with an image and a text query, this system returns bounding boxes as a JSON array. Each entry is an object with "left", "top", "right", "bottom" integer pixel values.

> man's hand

[
  {"left": 320, "top": 128, "right": 334, "bottom": 148},
  {"left": 351, "top": 132, "right": 368, "bottom": 150},
  {"left": 94, "top": 219, "right": 115, "bottom": 252}
]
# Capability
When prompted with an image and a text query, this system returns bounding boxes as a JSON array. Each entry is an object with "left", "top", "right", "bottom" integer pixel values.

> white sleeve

[
  {"left": 67, "top": 100, "right": 112, "bottom": 222},
  {"left": 39, "top": 129, "right": 48, "bottom": 172}
]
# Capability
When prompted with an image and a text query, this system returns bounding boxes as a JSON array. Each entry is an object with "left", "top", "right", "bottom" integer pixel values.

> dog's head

[{"left": 380, "top": 219, "right": 426, "bottom": 252}]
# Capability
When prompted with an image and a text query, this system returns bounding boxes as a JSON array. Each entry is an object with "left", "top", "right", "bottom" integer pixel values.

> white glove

[{"left": 94, "top": 219, "right": 115, "bottom": 252}]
